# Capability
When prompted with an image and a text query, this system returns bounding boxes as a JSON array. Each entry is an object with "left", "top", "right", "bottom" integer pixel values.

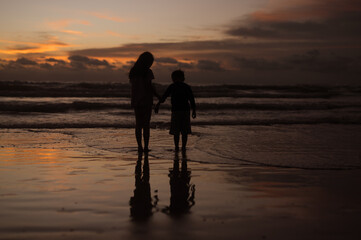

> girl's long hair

[{"left": 129, "top": 52, "right": 154, "bottom": 79}]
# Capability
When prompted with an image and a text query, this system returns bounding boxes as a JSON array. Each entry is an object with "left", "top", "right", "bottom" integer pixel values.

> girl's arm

[{"left": 152, "top": 84, "right": 161, "bottom": 101}]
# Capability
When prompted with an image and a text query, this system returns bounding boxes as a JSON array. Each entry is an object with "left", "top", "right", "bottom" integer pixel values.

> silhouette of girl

[{"left": 129, "top": 52, "right": 160, "bottom": 152}]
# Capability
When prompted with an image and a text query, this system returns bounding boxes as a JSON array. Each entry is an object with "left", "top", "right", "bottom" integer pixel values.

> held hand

[
  {"left": 192, "top": 110, "right": 196, "bottom": 119},
  {"left": 154, "top": 103, "right": 160, "bottom": 114}
]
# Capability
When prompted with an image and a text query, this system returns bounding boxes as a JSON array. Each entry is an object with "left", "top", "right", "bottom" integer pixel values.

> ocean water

[{"left": 1, "top": 81, "right": 361, "bottom": 169}]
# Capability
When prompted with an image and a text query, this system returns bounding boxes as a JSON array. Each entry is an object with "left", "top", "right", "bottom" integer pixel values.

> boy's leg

[
  {"left": 135, "top": 127, "right": 142, "bottom": 152},
  {"left": 174, "top": 134, "right": 180, "bottom": 151},
  {"left": 181, "top": 133, "right": 188, "bottom": 151}
]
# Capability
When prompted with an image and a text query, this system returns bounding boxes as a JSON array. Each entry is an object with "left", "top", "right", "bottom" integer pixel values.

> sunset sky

[{"left": 0, "top": 0, "right": 360, "bottom": 85}]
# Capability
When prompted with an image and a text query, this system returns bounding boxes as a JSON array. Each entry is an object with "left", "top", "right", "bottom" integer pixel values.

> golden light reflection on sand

[{"left": 0, "top": 147, "right": 63, "bottom": 165}]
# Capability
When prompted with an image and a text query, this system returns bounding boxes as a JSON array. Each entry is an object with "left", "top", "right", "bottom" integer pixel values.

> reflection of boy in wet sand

[
  {"left": 155, "top": 70, "right": 196, "bottom": 151},
  {"left": 162, "top": 151, "right": 195, "bottom": 216}
]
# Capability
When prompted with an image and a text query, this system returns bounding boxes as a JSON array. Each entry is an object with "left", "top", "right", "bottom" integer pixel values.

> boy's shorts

[{"left": 169, "top": 110, "right": 192, "bottom": 135}]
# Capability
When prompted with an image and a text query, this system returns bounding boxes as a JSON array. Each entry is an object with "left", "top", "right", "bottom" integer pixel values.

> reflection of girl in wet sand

[
  {"left": 129, "top": 52, "right": 160, "bottom": 152},
  {"left": 162, "top": 151, "right": 195, "bottom": 216},
  {"left": 129, "top": 153, "right": 158, "bottom": 221}
]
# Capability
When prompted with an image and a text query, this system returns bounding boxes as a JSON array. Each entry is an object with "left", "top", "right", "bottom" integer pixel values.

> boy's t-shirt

[{"left": 160, "top": 82, "right": 195, "bottom": 112}]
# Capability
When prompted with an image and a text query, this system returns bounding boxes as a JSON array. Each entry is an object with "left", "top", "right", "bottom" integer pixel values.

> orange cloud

[
  {"left": 47, "top": 19, "right": 91, "bottom": 29},
  {"left": 61, "top": 30, "right": 85, "bottom": 36},
  {"left": 0, "top": 38, "right": 72, "bottom": 55},
  {"left": 103, "top": 57, "right": 135, "bottom": 65}
]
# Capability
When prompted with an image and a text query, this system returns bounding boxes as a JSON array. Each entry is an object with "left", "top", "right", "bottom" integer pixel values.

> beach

[
  {"left": 1, "top": 83, "right": 361, "bottom": 239},
  {"left": 1, "top": 0, "right": 361, "bottom": 238},
  {"left": 1, "top": 125, "right": 361, "bottom": 240}
]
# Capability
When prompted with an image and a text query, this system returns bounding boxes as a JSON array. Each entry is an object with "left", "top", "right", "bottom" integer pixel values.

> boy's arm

[
  {"left": 189, "top": 86, "right": 196, "bottom": 118},
  {"left": 154, "top": 85, "right": 172, "bottom": 114},
  {"left": 159, "top": 85, "right": 172, "bottom": 103}
]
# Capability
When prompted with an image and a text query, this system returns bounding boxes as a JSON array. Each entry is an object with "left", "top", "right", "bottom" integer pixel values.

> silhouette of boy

[{"left": 155, "top": 70, "right": 196, "bottom": 151}]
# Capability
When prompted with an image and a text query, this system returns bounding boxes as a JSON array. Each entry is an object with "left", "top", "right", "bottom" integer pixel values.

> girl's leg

[
  {"left": 174, "top": 134, "right": 180, "bottom": 151},
  {"left": 134, "top": 108, "right": 143, "bottom": 152}
]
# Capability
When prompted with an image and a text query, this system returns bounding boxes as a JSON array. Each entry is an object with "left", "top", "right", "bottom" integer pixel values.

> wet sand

[{"left": 0, "top": 128, "right": 360, "bottom": 240}]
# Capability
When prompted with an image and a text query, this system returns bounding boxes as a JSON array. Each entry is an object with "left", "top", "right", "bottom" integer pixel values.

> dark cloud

[
  {"left": 1, "top": 53, "right": 360, "bottom": 84},
  {"left": 15, "top": 57, "right": 38, "bottom": 65},
  {"left": 154, "top": 57, "right": 196, "bottom": 70},
  {"left": 120, "top": 60, "right": 135, "bottom": 71},
  {"left": 68, "top": 55, "right": 115, "bottom": 70},
  {"left": 284, "top": 51, "right": 360, "bottom": 73},
  {"left": 68, "top": 55, "right": 109, "bottom": 66},
  {"left": 156, "top": 57, "right": 178, "bottom": 64},
  {"left": 287, "top": 50, "right": 320, "bottom": 65},
  {"left": 226, "top": 2, "right": 361, "bottom": 41},
  {"left": 226, "top": 20, "right": 326, "bottom": 40},
  {"left": 0, "top": 57, "right": 125, "bottom": 83},
  {"left": 68, "top": 40, "right": 247, "bottom": 58},
  {"left": 67, "top": 39, "right": 361, "bottom": 72},
  {"left": 232, "top": 50, "right": 361, "bottom": 74},
  {"left": 177, "top": 62, "right": 195, "bottom": 69},
  {"left": 7, "top": 45, "right": 38, "bottom": 51},
  {"left": 0, "top": 59, "right": 6, "bottom": 70},
  {"left": 40, "top": 63, "right": 53, "bottom": 70},
  {"left": 0, "top": 56, "right": 118, "bottom": 74},
  {"left": 235, "top": 57, "right": 289, "bottom": 71},
  {"left": 196, "top": 60, "right": 224, "bottom": 71},
  {"left": 46, "top": 58, "right": 66, "bottom": 64},
  {"left": 67, "top": 39, "right": 351, "bottom": 66}
]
